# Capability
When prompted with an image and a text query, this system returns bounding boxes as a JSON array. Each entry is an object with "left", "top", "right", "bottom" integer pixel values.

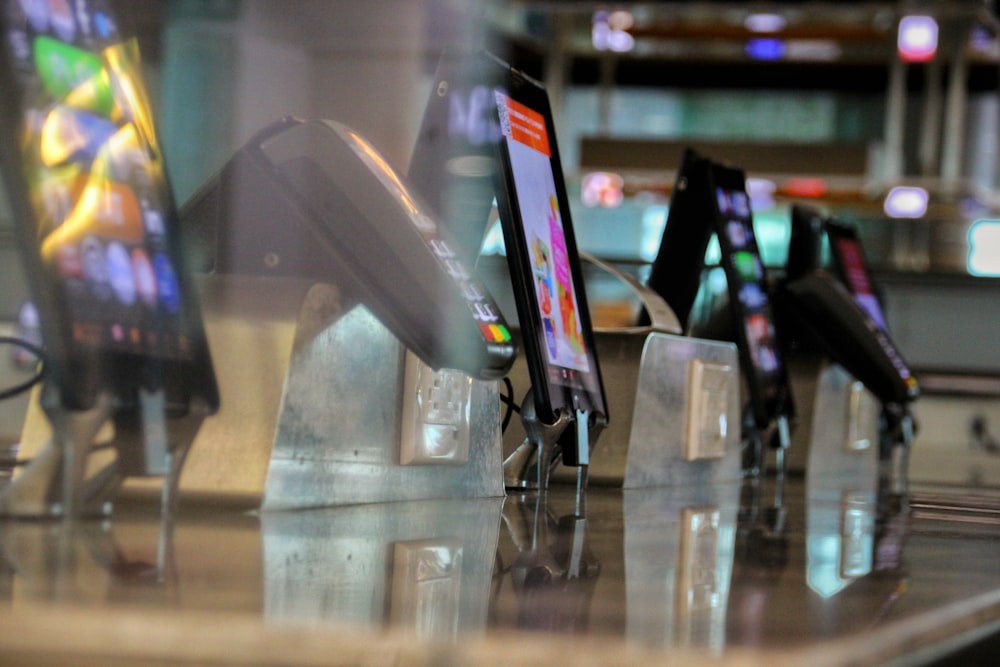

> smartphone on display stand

[
  {"left": 487, "top": 54, "right": 608, "bottom": 482},
  {"left": 709, "top": 162, "right": 794, "bottom": 465},
  {"left": 0, "top": 1, "right": 219, "bottom": 419}
]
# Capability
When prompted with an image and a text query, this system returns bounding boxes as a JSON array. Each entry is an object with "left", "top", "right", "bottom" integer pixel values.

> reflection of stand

[
  {"left": 0, "top": 513, "right": 177, "bottom": 603},
  {"left": 2, "top": 381, "right": 205, "bottom": 520},
  {"left": 742, "top": 410, "right": 791, "bottom": 480},
  {"left": 881, "top": 407, "right": 915, "bottom": 495},
  {"left": 498, "top": 491, "right": 601, "bottom": 633}
]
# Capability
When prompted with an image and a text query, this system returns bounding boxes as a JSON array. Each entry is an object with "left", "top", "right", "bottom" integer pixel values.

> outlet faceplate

[
  {"left": 399, "top": 353, "right": 472, "bottom": 465},
  {"left": 684, "top": 359, "right": 734, "bottom": 462}
]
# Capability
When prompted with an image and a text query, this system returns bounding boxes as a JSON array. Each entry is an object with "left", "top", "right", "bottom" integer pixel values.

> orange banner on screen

[{"left": 502, "top": 97, "right": 550, "bottom": 157}]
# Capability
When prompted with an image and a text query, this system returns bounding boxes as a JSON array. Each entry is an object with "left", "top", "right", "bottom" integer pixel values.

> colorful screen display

[
  {"left": 496, "top": 91, "right": 592, "bottom": 390},
  {"left": 717, "top": 187, "right": 784, "bottom": 396},
  {"left": 2, "top": 0, "right": 190, "bottom": 360},
  {"left": 831, "top": 235, "right": 888, "bottom": 332}
]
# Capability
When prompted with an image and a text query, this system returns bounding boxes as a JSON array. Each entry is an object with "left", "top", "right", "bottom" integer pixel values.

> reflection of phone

[
  {"left": 487, "top": 56, "right": 608, "bottom": 449},
  {"left": 0, "top": 1, "right": 218, "bottom": 413},
  {"left": 408, "top": 52, "right": 503, "bottom": 265},
  {"left": 711, "top": 163, "right": 794, "bottom": 431},
  {"left": 181, "top": 117, "right": 516, "bottom": 381}
]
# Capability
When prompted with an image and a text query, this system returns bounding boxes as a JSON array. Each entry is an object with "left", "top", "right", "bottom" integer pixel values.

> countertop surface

[{"left": 0, "top": 473, "right": 999, "bottom": 666}]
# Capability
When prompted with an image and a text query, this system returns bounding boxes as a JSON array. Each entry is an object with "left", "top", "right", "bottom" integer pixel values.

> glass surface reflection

[{"left": 0, "top": 472, "right": 921, "bottom": 661}]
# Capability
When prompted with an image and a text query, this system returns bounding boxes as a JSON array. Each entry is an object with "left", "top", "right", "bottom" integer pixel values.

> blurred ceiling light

[
  {"left": 608, "top": 10, "right": 634, "bottom": 32},
  {"left": 898, "top": 15, "right": 938, "bottom": 62},
  {"left": 744, "top": 13, "right": 787, "bottom": 33},
  {"left": 747, "top": 177, "right": 777, "bottom": 209},
  {"left": 786, "top": 39, "right": 842, "bottom": 61},
  {"left": 883, "top": 186, "right": 928, "bottom": 218},
  {"left": 746, "top": 37, "right": 786, "bottom": 60},
  {"left": 781, "top": 177, "right": 829, "bottom": 198},
  {"left": 582, "top": 171, "right": 625, "bottom": 208},
  {"left": 593, "top": 10, "right": 635, "bottom": 52},
  {"left": 968, "top": 220, "right": 1000, "bottom": 276}
]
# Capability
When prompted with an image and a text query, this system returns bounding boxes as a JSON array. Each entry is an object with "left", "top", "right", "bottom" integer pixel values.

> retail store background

[{"left": 2, "top": 0, "right": 1000, "bottom": 480}]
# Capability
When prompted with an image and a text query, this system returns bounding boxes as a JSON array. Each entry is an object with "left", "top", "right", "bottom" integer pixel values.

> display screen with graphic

[
  {"left": 710, "top": 166, "right": 792, "bottom": 428},
  {"left": 490, "top": 63, "right": 606, "bottom": 424},
  {"left": 828, "top": 227, "right": 888, "bottom": 332},
  {"left": 0, "top": 0, "right": 216, "bottom": 409}
]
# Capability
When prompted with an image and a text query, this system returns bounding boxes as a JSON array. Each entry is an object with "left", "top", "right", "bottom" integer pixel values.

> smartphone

[
  {"left": 825, "top": 218, "right": 889, "bottom": 333},
  {"left": 181, "top": 117, "right": 516, "bottom": 381},
  {"left": 407, "top": 51, "right": 503, "bottom": 265},
  {"left": 643, "top": 149, "right": 716, "bottom": 330},
  {"left": 786, "top": 204, "right": 826, "bottom": 283},
  {"left": 710, "top": 163, "right": 794, "bottom": 430},
  {"left": 780, "top": 271, "right": 919, "bottom": 405},
  {"left": 488, "top": 56, "right": 608, "bottom": 440},
  {"left": 0, "top": 0, "right": 218, "bottom": 414}
]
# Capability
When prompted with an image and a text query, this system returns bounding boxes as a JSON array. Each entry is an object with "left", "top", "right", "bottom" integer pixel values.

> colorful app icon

[
  {"left": 17, "top": 0, "right": 49, "bottom": 33},
  {"left": 105, "top": 240, "right": 135, "bottom": 305},
  {"left": 41, "top": 179, "right": 144, "bottom": 263},
  {"left": 734, "top": 250, "right": 761, "bottom": 283},
  {"left": 39, "top": 106, "right": 117, "bottom": 166},
  {"left": 56, "top": 241, "right": 83, "bottom": 277},
  {"left": 131, "top": 247, "right": 157, "bottom": 306},
  {"left": 91, "top": 7, "right": 117, "bottom": 40},
  {"left": 80, "top": 235, "right": 110, "bottom": 300},
  {"left": 33, "top": 37, "right": 113, "bottom": 116},
  {"left": 47, "top": 0, "right": 77, "bottom": 42},
  {"left": 726, "top": 220, "right": 748, "bottom": 248},
  {"left": 153, "top": 253, "right": 179, "bottom": 313},
  {"left": 739, "top": 283, "right": 767, "bottom": 310}
]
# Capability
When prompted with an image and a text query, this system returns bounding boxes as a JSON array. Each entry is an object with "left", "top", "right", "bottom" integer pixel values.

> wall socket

[
  {"left": 399, "top": 352, "right": 472, "bottom": 466},
  {"left": 684, "top": 359, "right": 734, "bottom": 462}
]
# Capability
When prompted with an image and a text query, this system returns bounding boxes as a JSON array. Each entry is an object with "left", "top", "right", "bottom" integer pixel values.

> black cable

[
  {"left": 0, "top": 335, "right": 45, "bottom": 401},
  {"left": 500, "top": 376, "right": 520, "bottom": 433}
]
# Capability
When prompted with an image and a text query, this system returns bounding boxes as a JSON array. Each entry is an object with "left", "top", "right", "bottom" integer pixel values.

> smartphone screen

[
  {"left": 490, "top": 62, "right": 606, "bottom": 425},
  {"left": 0, "top": 0, "right": 217, "bottom": 411},
  {"left": 826, "top": 222, "right": 888, "bottom": 332},
  {"left": 712, "top": 168, "right": 791, "bottom": 428}
]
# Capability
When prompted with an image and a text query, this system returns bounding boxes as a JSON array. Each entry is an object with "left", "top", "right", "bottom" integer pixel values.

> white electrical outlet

[
  {"left": 399, "top": 352, "right": 472, "bottom": 465},
  {"left": 684, "top": 359, "right": 734, "bottom": 462}
]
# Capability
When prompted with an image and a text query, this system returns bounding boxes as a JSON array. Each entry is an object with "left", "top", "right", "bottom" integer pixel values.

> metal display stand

[
  {"left": 10, "top": 274, "right": 505, "bottom": 512},
  {"left": 105, "top": 274, "right": 505, "bottom": 510},
  {"left": 786, "top": 359, "right": 884, "bottom": 475},
  {"left": 501, "top": 253, "right": 743, "bottom": 489},
  {"left": 1, "top": 383, "right": 205, "bottom": 521}
]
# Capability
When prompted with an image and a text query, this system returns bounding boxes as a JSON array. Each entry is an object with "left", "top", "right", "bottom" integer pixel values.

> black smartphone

[
  {"left": 825, "top": 218, "right": 890, "bottom": 333},
  {"left": 643, "top": 149, "right": 716, "bottom": 331},
  {"left": 786, "top": 204, "right": 826, "bottom": 282},
  {"left": 488, "top": 56, "right": 608, "bottom": 439},
  {"left": 407, "top": 51, "right": 503, "bottom": 265},
  {"left": 779, "top": 271, "right": 919, "bottom": 405},
  {"left": 180, "top": 116, "right": 516, "bottom": 381},
  {"left": 710, "top": 163, "right": 794, "bottom": 430},
  {"left": 822, "top": 217, "right": 918, "bottom": 401},
  {"left": 0, "top": 0, "right": 218, "bottom": 414}
]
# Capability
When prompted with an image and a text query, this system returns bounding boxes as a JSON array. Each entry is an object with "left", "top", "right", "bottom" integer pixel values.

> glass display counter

[{"left": 1, "top": 473, "right": 999, "bottom": 666}]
